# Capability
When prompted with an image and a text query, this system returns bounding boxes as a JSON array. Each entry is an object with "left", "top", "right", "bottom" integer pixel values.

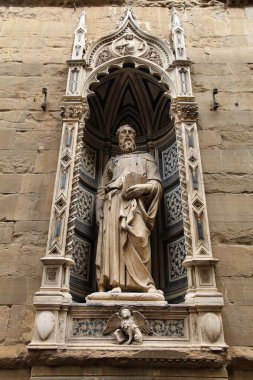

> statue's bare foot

[
  {"left": 148, "top": 287, "right": 164, "bottom": 295},
  {"left": 108, "top": 286, "right": 122, "bottom": 293}
]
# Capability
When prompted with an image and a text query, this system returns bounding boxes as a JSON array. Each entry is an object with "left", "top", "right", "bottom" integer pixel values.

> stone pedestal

[{"left": 86, "top": 292, "right": 167, "bottom": 306}]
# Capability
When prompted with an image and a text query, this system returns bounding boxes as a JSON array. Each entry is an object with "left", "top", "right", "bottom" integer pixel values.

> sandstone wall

[{"left": 0, "top": 3, "right": 252, "bottom": 379}]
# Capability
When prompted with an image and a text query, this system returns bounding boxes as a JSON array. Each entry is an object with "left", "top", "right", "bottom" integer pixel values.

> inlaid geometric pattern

[
  {"left": 149, "top": 319, "right": 184, "bottom": 337},
  {"left": 165, "top": 187, "right": 183, "bottom": 226},
  {"left": 72, "top": 318, "right": 185, "bottom": 337},
  {"left": 71, "top": 237, "right": 90, "bottom": 281},
  {"left": 168, "top": 237, "right": 186, "bottom": 282},
  {"left": 72, "top": 319, "right": 106, "bottom": 336},
  {"left": 162, "top": 141, "right": 179, "bottom": 179},
  {"left": 76, "top": 187, "right": 94, "bottom": 225},
  {"left": 81, "top": 144, "right": 97, "bottom": 179}
]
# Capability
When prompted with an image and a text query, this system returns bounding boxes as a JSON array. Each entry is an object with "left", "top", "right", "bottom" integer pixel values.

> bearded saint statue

[{"left": 95, "top": 125, "right": 163, "bottom": 294}]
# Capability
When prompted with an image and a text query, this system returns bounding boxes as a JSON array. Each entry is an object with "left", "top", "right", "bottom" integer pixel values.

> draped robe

[{"left": 96, "top": 152, "right": 163, "bottom": 292}]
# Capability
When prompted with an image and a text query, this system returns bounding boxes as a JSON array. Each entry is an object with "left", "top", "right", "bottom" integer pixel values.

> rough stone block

[
  {"left": 0, "top": 150, "right": 36, "bottom": 174},
  {"left": 18, "top": 245, "right": 44, "bottom": 278},
  {"left": 0, "top": 243, "right": 22, "bottom": 277},
  {"left": 213, "top": 245, "right": 253, "bottom": 278},
  {"left": 13, "top": 221, "right": 49, "bottom": 246},
  {"left": 204, "top": 174, "right": 253, "bottom": 194},
  {"left": 210, "top": 221, "right": 253, "bottom": 246},
  {"left": 0, "top": 129, "right": 15, "bottom": 149},
  {"left": 34, "top": 150, "right": 59, "bottom": 174},
  {"left": 218, "top": 277, "right": 253, "bottom": 306},
  {"left": 0, "top": 222, "right": 14, "bottom": 244},
  {"left": 14, "top": 130, "right": 61, "bottom": 151},
  {"left": 198, "top": 130, "right": 221, "bottom": 149},
  {"left": 222, "top": 305, "right": 253, "bottom": 346},
  {"left": 231, "top": 371, "right": 253, "bottom": 380},
  {"left": 27, "top": 278, "right": 42, "bottom": 304},
  {"left": 0, "top": 194, "right": 51, "bottom": 221},
  {"left": 202, "top": 150, "right": 253, "bottom": 175},
  {"left": 0, "top": 174, "right": 22, "bottom": 193},
  {"left": 0, "top": 370, "right": 30, "bottom": 380},
  {"left": 0, "top": 243, "right": 43, "bottom": 278},
  {"left": 21, "top": 174, "right": 55, "bottom": 193},
  {"left": 220, "top": 125, "right": 253, "bottom": 149},
  {"left": 0, "top": 306, "right": 9, "bottom": 342},
  {"left": 207, "top": 194, "right": 253, "bottom": 222},
  {"left": 198, "top": 110, "right": 253, "bottom": 131},
  {"left": 6, "top": 305, "right": 33, "bottom": 344},
  {"left": 0, "top": 194, "right": 17, "bottom": 220},
  {"left": 15, "top": 193, "right": 52, "bottom": 221},
  {"left": 195, "top": 90, "right": 253, "bottom": 111},
  {"left": 0, "top": 278, "right": 28, "bottom": 305},
  {"left": 193, "top": 73, "right": 253, "bottom": 93}
]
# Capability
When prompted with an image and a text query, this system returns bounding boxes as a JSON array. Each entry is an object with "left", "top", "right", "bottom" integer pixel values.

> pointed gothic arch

[{"left": 70, "top": 61, "right": 187, "bottom": 303}]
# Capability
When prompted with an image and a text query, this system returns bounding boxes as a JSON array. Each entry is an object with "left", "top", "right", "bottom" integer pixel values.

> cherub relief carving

[{"left": 103, "top": 307, "right": 153, "bottom": 345}]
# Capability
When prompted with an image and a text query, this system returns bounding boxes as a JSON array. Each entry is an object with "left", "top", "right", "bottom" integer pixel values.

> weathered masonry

[{"left": 0, "top": 2, "right": 252, "bottom": 380}]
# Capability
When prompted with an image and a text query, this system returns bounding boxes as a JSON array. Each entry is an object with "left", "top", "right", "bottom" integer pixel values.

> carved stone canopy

[{"left": 85, "top": 8, "right": 175, "bottom": 70}]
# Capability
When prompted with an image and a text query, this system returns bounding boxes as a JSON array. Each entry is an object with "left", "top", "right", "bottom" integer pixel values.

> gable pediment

[{"left": 85, "top": 8, "right": 175, "bottom": 69}]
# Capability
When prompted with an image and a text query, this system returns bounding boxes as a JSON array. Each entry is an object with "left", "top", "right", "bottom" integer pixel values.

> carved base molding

[
  {"left": 29, "top": 303, "right": 226, "bottom": 350},
  {"left": 28, "top": 345, "right": 229, "bottom": 379},
  {"left": 86, "top": 291, "right": 167, "bottom": 305},
  {"left": 29, "top": 354, "right": 228, "bottom": 379}
]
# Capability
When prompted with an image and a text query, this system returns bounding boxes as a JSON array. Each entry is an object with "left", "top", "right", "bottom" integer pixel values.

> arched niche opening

[{"left": 70, "top": 63, "right": 187, "bottom": 304}]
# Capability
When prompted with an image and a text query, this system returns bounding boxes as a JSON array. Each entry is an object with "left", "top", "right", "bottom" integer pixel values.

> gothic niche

[{"left": 70, "top": 63, "right": 187, "bottom": 304}]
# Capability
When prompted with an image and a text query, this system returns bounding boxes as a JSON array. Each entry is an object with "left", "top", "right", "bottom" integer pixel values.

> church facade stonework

[{"left": 0, "top": 2, "right": 252, "bottom": 380}]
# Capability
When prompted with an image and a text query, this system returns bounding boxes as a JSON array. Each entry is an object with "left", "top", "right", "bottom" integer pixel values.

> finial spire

[
  {"left": 117, "top": 7, "right": 139, "bottom": 28},
  {"left": 71, "top": 11, "right": 87, "bottom": 60},
  {"left": 77, "top": 11, "right": 87, "bottom": 33},
  {"left": 171, "top": 8, "right": 182, "bottom": 30}
]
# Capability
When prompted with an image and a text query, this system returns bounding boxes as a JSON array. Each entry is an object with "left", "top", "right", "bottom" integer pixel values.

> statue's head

[
  {"left": 125, "top": 33, "right": 133, "bottom": 40},
  {"left": 116, "top": 124, "right": 136, "bottom": 154},
  {"left": 119, "top": 307, "right": 132, "bottom": 319}
]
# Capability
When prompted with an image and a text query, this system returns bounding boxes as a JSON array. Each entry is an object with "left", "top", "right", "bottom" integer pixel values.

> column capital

[{"left": 60, "top": 96, "right": 88, "bottom": 121}]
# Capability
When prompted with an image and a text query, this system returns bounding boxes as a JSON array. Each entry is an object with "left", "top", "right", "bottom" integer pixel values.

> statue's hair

[
  {"left": 119, "top": 306, "right": 133, "bottom": 317},
  {"left": 116, "top": 124, "right": 136, "bottom": 137}
]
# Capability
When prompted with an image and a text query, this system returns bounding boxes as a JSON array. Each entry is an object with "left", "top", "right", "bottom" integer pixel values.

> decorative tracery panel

[
  {"left": 70, "top": 141, "right": 99, "bottom": 301},
  {"left": 158, "top": 139, "right": 187, "bottom": 302}
]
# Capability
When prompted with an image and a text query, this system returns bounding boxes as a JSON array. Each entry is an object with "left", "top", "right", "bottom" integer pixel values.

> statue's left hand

[{"left": 125, "top": 184, "right": 153, "bottom": 200}]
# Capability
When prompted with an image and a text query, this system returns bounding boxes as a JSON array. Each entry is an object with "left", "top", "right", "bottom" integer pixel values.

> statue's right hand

[
  {"left": 96, "top": 210, "right": 104, "bottom": 226},
  {"left": 96, "top": 199, "right": 104, "bottom": 225}
]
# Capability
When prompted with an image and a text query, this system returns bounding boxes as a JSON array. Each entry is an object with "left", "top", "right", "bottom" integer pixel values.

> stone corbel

[
  {"left": 60, "top": 96, "right": 88, "bottom": 120},
  {"left": 171, "top": 100, "right": 198, "bottom": 122}
]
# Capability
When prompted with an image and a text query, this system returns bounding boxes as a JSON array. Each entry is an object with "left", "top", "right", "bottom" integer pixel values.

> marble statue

[
  {"left": 103, "top": 306, "right": 153, "bottom": 345},
  {"left": 96, "top": 125, "right": 163, "bottom": 294}
]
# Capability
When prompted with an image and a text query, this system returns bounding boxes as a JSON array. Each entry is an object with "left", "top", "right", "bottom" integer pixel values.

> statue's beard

[{"left": 119, "top": 140, "right": 136, "bottom": 153}]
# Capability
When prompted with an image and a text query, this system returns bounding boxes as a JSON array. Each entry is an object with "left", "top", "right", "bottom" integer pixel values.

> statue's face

[
  {"left": 125, "top": 33, "right": 133, "bottom": 40},
  {"left": 118, "top": 126, "right": 136, "bottom": 153},
  {"left": 120, "top": 308, "right": 131, "bottom": 319}
]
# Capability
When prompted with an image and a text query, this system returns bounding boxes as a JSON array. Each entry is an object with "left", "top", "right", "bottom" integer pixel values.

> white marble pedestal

[{"left": 85, "top": 292, "right": 167, "bottom": 306}]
